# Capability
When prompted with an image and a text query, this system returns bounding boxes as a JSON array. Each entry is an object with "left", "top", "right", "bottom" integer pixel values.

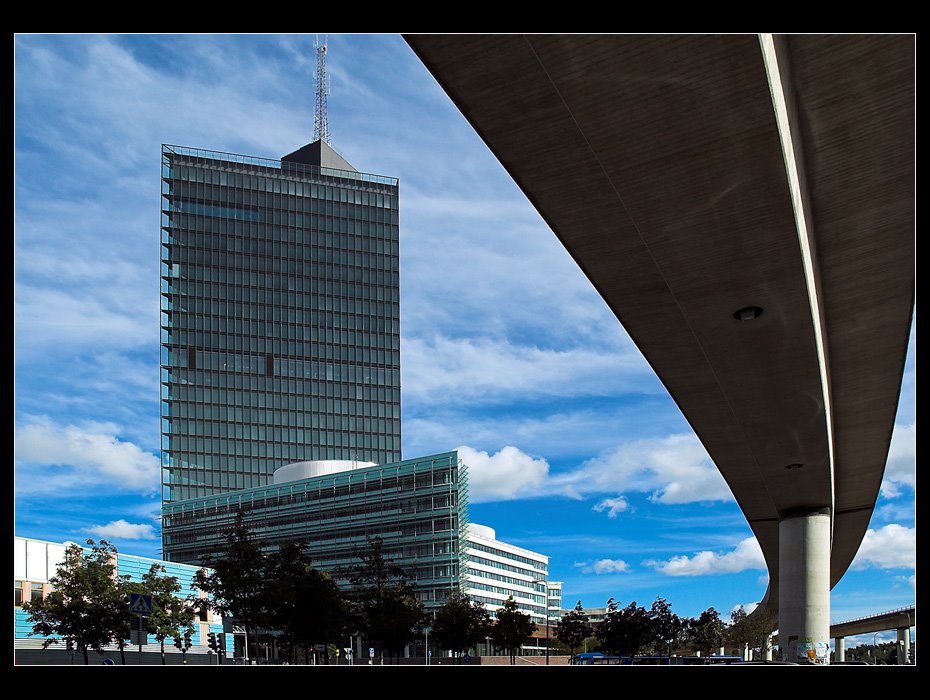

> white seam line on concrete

[{"left": 759, "top": 34, "right": 836, "bottom": 536}]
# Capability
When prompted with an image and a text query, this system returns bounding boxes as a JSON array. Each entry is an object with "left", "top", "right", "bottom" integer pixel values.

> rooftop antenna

[{"left": 314, "top": 35, "right": 332, "bottom": 144}]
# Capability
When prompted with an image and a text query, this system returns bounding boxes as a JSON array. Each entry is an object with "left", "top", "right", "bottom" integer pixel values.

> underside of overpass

[{"left": 405, "top": 34, "right": 914, "bottom": 662}]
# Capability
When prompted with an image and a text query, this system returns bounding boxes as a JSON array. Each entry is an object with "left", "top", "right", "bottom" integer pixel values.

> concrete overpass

[{"left": 405, "top": 34, "right": 914, "bottom": 663}]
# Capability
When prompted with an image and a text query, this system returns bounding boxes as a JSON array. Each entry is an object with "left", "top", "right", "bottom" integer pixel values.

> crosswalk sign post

[{"left": 129, "top": 594, "right": 153, "bottom": 663}]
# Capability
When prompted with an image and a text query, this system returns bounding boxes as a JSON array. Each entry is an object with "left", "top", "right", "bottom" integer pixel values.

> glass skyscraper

[{"left": 160, "top": 140, "right": 401, "bottom": 505}]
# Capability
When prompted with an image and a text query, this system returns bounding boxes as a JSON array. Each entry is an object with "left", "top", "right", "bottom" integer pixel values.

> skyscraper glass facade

[{"left": 160, "top": 144, "right": 401, "bottom": 503}]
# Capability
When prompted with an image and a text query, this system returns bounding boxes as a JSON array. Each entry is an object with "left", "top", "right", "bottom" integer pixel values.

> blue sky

[{"left": 14, "top": 34, "right": 915, "bottom": 643}]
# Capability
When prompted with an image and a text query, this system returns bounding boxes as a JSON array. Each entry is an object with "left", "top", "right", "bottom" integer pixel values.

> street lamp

[{"left": 531, "top": 579, "right": 550, "bottom": 665}]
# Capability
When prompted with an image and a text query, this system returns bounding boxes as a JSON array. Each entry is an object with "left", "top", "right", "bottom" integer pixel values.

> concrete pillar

[
  {"left": 718, "top": 646, "right": 725, "bottom": 657},
  {"left": 764, "top": 637, "right": 773, "bottom": 661},
  {"left": 897, "top": 628, "right": 910, "bottom": 665},
  {"left": 835, "top": 637, "right": 845, "bottom": 663},
  {"left": 742, "top": 643, "right": 750, "bottom": 661},
  {"left": 778, "top": 508, "right": 831, "bottom": 664},
  {"left": 695, "top": 651, "right": 701, "bottom": 657}
]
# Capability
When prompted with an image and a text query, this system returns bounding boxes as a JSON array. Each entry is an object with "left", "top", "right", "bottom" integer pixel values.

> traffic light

[{"left": 208, "top": 632, "right": 218, "bottom": 652}]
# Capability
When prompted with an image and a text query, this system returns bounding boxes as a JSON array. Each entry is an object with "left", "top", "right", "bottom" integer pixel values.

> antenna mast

[{"left": 314, "top": 35, "right": 332, "bottom": 144}]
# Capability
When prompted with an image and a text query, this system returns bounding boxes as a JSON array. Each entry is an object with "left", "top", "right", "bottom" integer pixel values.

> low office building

[
  {"left": 463, "top": 523, "right": 558, "bottom": 657},
  {"left": 162, "top": 451, "right": 469, "bottom": 618},
  {"left": 14, "top": 536, "right": 228, "bottom": 665}
]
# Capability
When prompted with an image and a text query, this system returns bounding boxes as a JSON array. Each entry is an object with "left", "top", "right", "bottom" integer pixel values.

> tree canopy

[
  {"left": 431, "top": 591, "right": 491, "bottom": 661},
  {"left": 23, "top": 539, "right": 129, "bottom": 664},
  {"left": 596, "top": 597, "right": 652, "bottom": 656},
  {"left": 491, "top": 596, "right": 536, "bottom": 664},
  {"left": 346, "top": 536, "right": 425, "bottom": 662},
  {"left": 556, "top": 600, "right": 593, "bottom": 657}
]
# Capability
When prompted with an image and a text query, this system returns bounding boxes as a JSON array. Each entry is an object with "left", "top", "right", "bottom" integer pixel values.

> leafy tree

[
  {"left": 597, "top": 598, "right": 651, "bottom": 656},
  {"left": 264, "top": 542, "right": 351, "bottom": 664},
  {"left": 195, "top": 511, "right": 268, "bottom": 661},
  {"left": 135, "top": 564, "right": 198, "bottom": 665},
  {"left": 727, "top": 605, "right": 777, "bottom": 660},
  {"left": 431, "top": 591, "right": 492, "bottom": 662},
  {"left": 686, "top": 607, "right": 726, "bottom": 657},
  {"left": 347, "top": 536, "right": 424, "bottom": 663},
  {"left": 556, "top": 600, "right": 593, "bottom": 658},
  {"left": 23, "top": 539, "right": 128, "bottom": 665},
  {"left": 648, "top": 596, "right": 685, "bottom": 657},
  {"left": 491, "top": 596, "right": 536, "bottom": 665}
]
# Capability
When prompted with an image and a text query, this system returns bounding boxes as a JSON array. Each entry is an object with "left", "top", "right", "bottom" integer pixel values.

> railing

[{"left": 835, "top": 605, "right": 915, "bottom": 626}]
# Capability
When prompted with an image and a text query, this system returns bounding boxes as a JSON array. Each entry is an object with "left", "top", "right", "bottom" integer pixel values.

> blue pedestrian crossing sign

[{"left": 129, "top": 593, "right": 153, "bottom": 616}]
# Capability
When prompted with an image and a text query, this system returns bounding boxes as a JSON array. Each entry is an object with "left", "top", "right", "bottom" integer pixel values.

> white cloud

[
  {"left": 851, "top": 524, "right": 915, "bottom": 570},
  {"left": 880, "top": 423, "right": 916, "bottom": 498},
  {"left": 593, "top": 496, "right": 630, "bottom": 519},
  {"left": 576, "top": 559, "right": 631, "bottom": 575},
  {"left": 730, "top": 602, "right": 760, "bottom": 617},
  {"left": 546, "top": 433, "right": 733, "bottom": 504},
  {"left": 454, "top": 432, "right": 734, "bottom": 506},
  {"left": 645, "top": 536, "right": 765, "bottom": 576},
  {"left": 14, "top": 416, "right": 160, "bottom": 495},
  {"left": 402, "top": 336, "right": 653, "bottom": 406},
  {"left": 87, "top": 519, "right": 157, "bottom": 540},
  {"left": 457, "top": 445, "right": 550, "bottom": 502}
]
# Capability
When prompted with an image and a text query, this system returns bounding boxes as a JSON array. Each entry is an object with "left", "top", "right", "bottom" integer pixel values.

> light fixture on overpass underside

[
  {"left": 784, "top": 463, "right": 804, "bottom": 470},
  {"left": 734, "top": 306, "right": 764, "bottom": 321}
]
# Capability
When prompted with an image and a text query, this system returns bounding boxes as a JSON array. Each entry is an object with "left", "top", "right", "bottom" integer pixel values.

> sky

[{"left": 13, "top": 34, "right": 915, "bottom": 646}]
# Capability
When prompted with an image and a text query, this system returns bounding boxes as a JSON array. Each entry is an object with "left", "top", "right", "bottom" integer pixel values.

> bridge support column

[
  {"left": 779, "top": 508, "right": 831, "bottom": 664},
  {"left": 897, "top": 627, "right": 910, "bottom": 664},
  {"left": 835, "top": 637, "right": 845, "bottom": 662}
]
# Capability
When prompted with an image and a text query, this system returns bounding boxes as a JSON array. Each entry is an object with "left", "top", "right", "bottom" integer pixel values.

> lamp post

[{"left": 531, "top": 579, "right": 550, "bottom": 665}]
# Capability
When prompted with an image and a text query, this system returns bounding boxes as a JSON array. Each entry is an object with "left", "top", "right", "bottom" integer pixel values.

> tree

[
  {"left": 346, "top": 536, "right": 425, "bottom": 663},
  {"left": 491, "top": 596, "right": 536, "bottom": 665},
  {"left": 597, "top": 598, "right": 651, "bottom": 656},
  {"left": 556, "top": 600, "right": 593, "bottom": 658},
  {"left": 195, "top": 512, "right": 268, "bottom": 661},
  {"left": 23, "top": 539, "right": 128, "bottom": 665},
  {"left": 264, "top": 542, "right": 351, "bottom": 664},
  {"left": 648, "top": 597, "right": 685, "bottom": 657},
  {"left": 727, "top": 605, "right": 778, "bottom": 660},
  {"left": 431, "top": 591, "right": 492, "bottom": 662},
  {"left": 686, "top": 607, "right": 726, "bottom": 657},
  {"left": 135, "top": 564, "right": 198, "bottom": 665}
]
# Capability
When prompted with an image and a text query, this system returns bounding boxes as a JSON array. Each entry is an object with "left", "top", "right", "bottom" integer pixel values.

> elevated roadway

[{"left": 405, "top": 34, "right": 914, "bottom": 663}]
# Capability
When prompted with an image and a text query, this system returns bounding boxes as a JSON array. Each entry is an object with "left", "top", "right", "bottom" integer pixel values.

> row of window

[
  {"left": 469, "top": 593, "right": 546, "bottom": 620},
  {"left": 162, "top": 384, "right": 401, "bottom": 410},
  {"left": 469, "top": 542, "right": 549, "bottom": 571},
  {"left": 469, "top": 554, "right": 548, "bottom": 578},
  {"left": 164, "top": 219, "right": 399, "bottom": 262},
  {"left": 164, "top": 210, "right": 398, "bottom": 244},
  {"left": 165, "top": 288, "right": 397, "bottom": 318},
  {"left": 163, "top": 311, "right": 400, "bottom": 342},
  {"left": 468, "top": 581, "right": 546, "bottom": 604},
  {"left": 164, "top": 350, "right": 401, "bottom": 384},
  {"left": 164, "top": 416, "right": 400, "bottom": 441},
  {"left": 167, "top": 191, "right": 398, "bottom": 226},
  {"left": 163, "top": 340, "right": 399, "bottom": 371},
  {"left": 165, "top": 463, "right": 459, "bottom": 514},
  {"left": 163, "top": 431, "right": 400, "bottom": 455},
  {"left": 161, "top": 388, "right": 399, "bottom": 418},
  {"left": 165, "top": 161, "right": 397, "bottom": 200},
  {"left": 14, "top": 581, "right": 44, "bottom": 607},
  {"left": 163, "top": 255, "right": 397, "bottom": 293},
  {"left": 467, "top": 567, "right": 545, "bottom": 591},
  {"left": 165, "top": 222, "right": 398, "bottom": 258}
]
